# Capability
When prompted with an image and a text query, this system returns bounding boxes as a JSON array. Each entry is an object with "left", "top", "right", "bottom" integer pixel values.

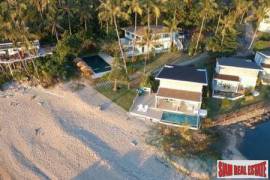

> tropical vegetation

[{"left": 0, "top": 0, "right": 269, "bottom": 88}]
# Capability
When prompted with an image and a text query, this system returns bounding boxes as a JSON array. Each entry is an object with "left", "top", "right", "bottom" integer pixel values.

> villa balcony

[
  {"left": 212, "top": 74, "right": 247, "bottom": 100},
  {"left": 120, "top": 38, "right": 133, "bottom": 47},
  {"left": 124, "top": 47, "right": 141, "bottom": 57},
  {"left": 212, "top": 90, "right": 244, "bottom": 100}
]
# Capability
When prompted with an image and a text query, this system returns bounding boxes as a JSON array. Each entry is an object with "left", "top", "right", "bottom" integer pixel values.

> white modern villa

[
  {"left": 255, "top": 51, "right": 270, "bottom": 85},
  {"left": 258, "top": 8, "right": 270, "bottom": 33},
  {"left": 130, "top": 65, "right": 208, "bottom": 129},
  {"left": 212, "top": 57, "right": 262, "bottom": 100},
  {"left": 121, "top": 25, "right": 183, "bottom": 57}
]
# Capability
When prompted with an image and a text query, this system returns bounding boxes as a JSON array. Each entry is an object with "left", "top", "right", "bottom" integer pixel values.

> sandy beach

[{"left": 0, "top": 81, "right": 184, "bottom": 180}]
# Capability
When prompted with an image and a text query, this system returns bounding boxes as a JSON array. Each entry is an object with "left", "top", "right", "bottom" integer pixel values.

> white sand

[{"left": 0, "top": 82, "right": 183, "bottom": 179}]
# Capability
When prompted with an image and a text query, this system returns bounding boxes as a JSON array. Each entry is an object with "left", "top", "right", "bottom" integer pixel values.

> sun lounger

[
  {"left": 137, "top": 104, "right": 144, "bottom": 112},
  {"left": 142, "top": 105, "right": 148, "bottom": 112}
]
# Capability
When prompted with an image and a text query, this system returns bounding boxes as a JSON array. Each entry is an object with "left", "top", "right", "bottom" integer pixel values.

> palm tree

[
  {"left": 98, "top": 0, "right": 129, "bottom": 75},
  {"left": 163, "top": 0, "right": 183, "bottom": 49},
  {"left": 141, "top": 28, "right": 153, "bottom": 74},
  {"left": 0, "top": 0, "right": 39, "bottom": 76},
  {"left": 247, "top": 2, "right": 270, "bottom": 49},
  {"left": 234, "top": 0, "right": 252, "bottom": 24},
  {"left": 126, "top": 0, "right": 143, "bottom": 62},
  {"left": 163, "top": 10, "right": 179, "bottom": 49},
  {"left": 45, "top": 3, "right": 63, "bottom": 41},
  {"left": 152, "top": 3, "right": 161, "bottom": 27},
  {"left": 194, "top": 0, "right": 218, "bottom": 54},
  {"left": 30, "top": 0, "right": 49, "bottom": 19},
  {"left": 220, "top": 11, "right": 237, "bottom": 46},
  {"left": 214, "top": 0, "right": 228, "bottom": 36},
  {"left": 76, "top": 0, "right": 93, "bottom": 32},
  {"left": 60, "top": 0, "right": 74, "bottom": 35},
  {"left": 98, "top": 7, "right": 111, "bottom": 35},
  {"left": 109, "top": 57, "right": 129, "bottom": 91}
]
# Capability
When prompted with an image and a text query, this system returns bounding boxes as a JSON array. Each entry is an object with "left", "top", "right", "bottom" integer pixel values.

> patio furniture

[
  {"left": 137, "top": 104, "right": 144, "bottom": 112},
  {"left": 136, "top": 88, "right": 145, "bottom": 96},
  {"left": 143, "top": 105, "right": 149, "bottom": 113},
  {"left": 252, "top": 91, "right": 260, "bottom": 97}
]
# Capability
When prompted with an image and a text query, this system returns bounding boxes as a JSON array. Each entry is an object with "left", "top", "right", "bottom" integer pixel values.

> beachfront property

[
  {"left": 130, "top": 65, "right": 208, "bottom": 129},
  {"left": 255, "top": 51, "right": 270, "bottom": 85},
  {"left": 121, "top": 25, "right": 184, "bottom": 57},
  {"left": 212, "top": 57, "right": 262, "bottom": 100},
  {"left": 0, "top": 40, "right": 40, "bottom": 62},
  {"left": 258, "top": 8, "right": 270, "bottom": 33}
]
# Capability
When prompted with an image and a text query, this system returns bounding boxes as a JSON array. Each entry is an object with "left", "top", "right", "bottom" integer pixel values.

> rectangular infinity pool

[
  {"left": 82, "top": 55, "right": 111, "bottom": 73},
  {"left": 161, "top": 112, "right": 199, "bottom": 128}
]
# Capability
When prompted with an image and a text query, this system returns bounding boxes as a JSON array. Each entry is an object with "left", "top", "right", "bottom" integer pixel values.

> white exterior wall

[
  {"left": 264, "top": 68, "right": 270, "bottom": 74},
  {"left": 159, "top": 79, "right": 204, "bottom": 93},
  {"left": 216, "top": 64, "right": 259, "bottom": 88},
  {"left": 255, "top": 52, "right": 270, "bottom": 65},
  {"left": 123, "top": 31, "right": 176, "bottom": 55},
  {"left": 258, "top": 10, "right": 270, "bottom": 33}
]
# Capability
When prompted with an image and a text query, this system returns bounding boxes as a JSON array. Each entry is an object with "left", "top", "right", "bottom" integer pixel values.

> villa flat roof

[
  {"left": 262, "top": 63, "right": 270, "bottom": 69},
  {"left": 122, "top": 25, "right": 169, "bottom": 36},
  {"left": 156, "top": 65, "right": 207, "bottom": 84},
  {"left": 218, "top": 57, "right": 262, "bottom": 70},
  {"left": 214, "top": 74, "right": 240, "bottom": 82},
  {"left": 157, "top": 88, "right": 202, "bottom": 102}
]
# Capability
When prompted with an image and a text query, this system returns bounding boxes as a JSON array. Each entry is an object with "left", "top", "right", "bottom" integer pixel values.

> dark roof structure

[
  {"left": 157, "top": 88, "right": 202, "bottom": 102},
  {"left": 217, "top": 57, "right": 262, "bottom": 70},
  {"left": 156, "top": 65, "right": 207, "bottom": 84},
  {"left": 214, "top": 74, "right": 240, "bottom": 82}
]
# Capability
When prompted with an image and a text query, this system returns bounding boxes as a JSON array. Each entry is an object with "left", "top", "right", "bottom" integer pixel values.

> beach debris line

[{"left": 211, "top": 102, "right": 270, "bottom": 127}]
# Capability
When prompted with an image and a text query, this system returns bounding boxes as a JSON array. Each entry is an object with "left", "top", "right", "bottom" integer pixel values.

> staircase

[{"left": 174, "top": 38, "right": 183, "bottom": 50}]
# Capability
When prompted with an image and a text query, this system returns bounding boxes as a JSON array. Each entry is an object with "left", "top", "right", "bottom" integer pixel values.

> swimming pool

[
  {"left": 82, "top": 55, "right": 111, "bottom": 74},
  {"left": 161, "top": 112, "right": 199, "bottom": 128}
]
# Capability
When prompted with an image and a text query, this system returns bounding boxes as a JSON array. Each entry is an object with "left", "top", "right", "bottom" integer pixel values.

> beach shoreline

[
  {"left": 0, "top": 81, "right": 184, "bottom": 179},
  {"left": 218, "top": 124, "right": 247, "bottom": 160}
]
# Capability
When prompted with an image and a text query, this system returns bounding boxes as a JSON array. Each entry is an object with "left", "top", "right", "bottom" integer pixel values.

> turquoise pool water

[
  {"left": 161, "top": 112, "right": 199, "bottom": 128},
  {"left": 82, "top": 55, "right": 111, "bottom": 73}
]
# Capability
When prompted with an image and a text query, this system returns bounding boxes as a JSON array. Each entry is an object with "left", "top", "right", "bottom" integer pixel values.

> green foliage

[
  {"left": 253, "top": 40, "right": 270, "bottom": 51},
  {"left": 148, "top": 125, "right": 221, "bottom": 159},
  {"left": 221, "top": 99, "right": 232, "bottom": 109},
  {"left": 206, "top": 33, "right": 239, "bottom": 56},
  {"left": 259, "top": 33, "right": 270, "bottom": 41},
  {"left": 0, "top": 73, "right": 12, "bottom": 87},
  {"left": 109, "top": 57, "right": 128, "bottom": 82},
  {"left": 140, "top": 74, "right": 159, "bottom": 92}
]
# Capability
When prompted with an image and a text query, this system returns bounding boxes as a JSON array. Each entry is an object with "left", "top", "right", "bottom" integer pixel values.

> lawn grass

[
  {"left": 95, "top": 52, "right": 184, "bottom": 111},
  {"left": 96, "top": 83, "right": 137, "bottom": 111},
  {"left": 253, "top": 32, "right": 270, "bottom": 51},
  {"left": 253, "top": 40, "right": 270, "bottom": 51},
  {"left": 144, "top": 52, "right": 185, "bottom": 73}
]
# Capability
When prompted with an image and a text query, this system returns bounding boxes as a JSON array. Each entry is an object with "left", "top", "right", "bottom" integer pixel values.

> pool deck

[
  {"left": 129, "top": 93, "right": 200, "bottom": 129},
  {"left": 82, "top": 53, "right": 114, "bottom": 79},
  {"left": 129, "top": 93, "right": 163, "bottom": 121}
]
